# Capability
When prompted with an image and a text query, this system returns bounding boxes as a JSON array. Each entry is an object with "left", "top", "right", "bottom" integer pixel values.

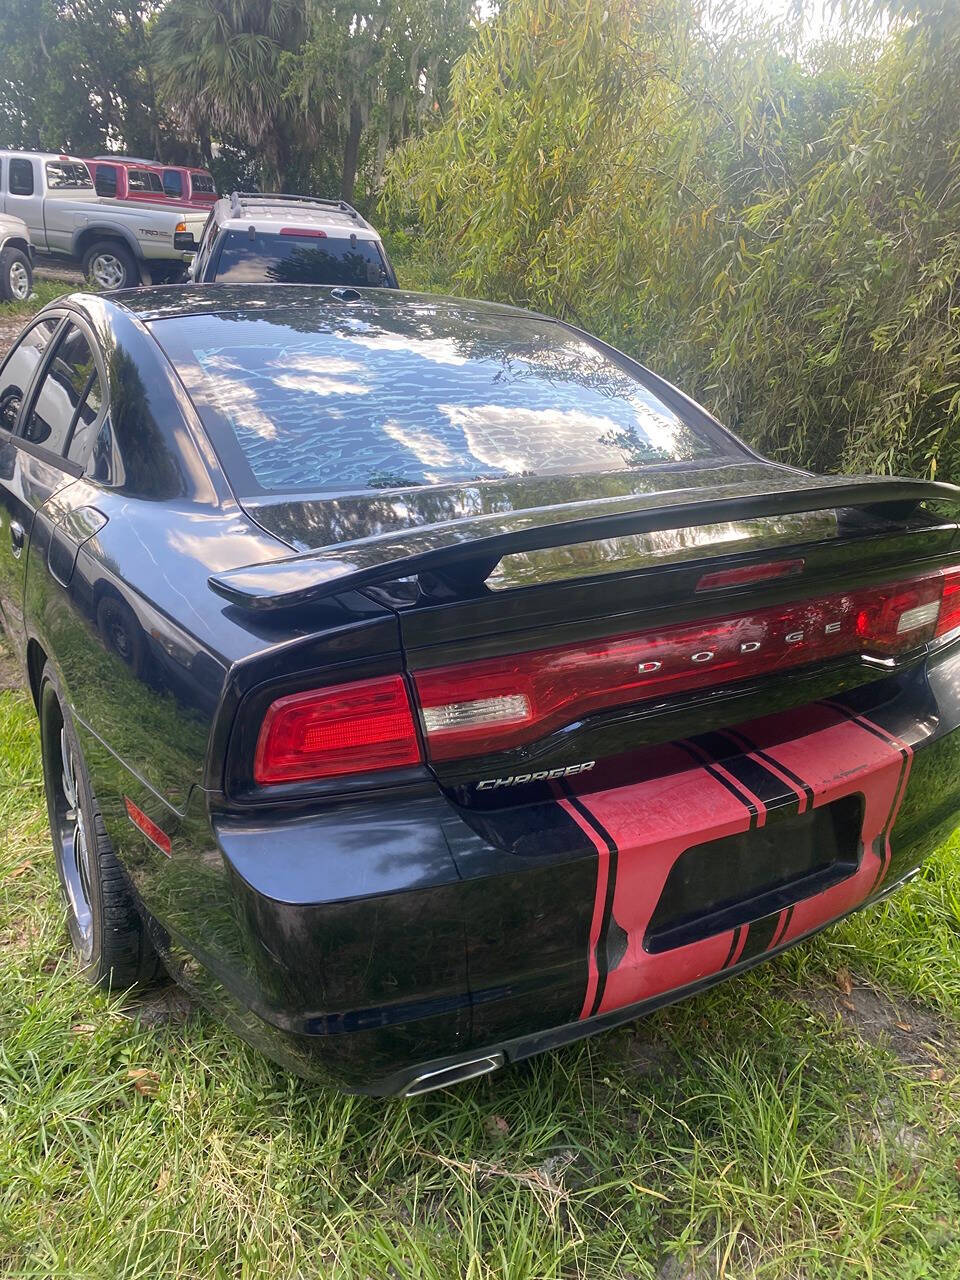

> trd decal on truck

[{"left": 560, "top": 703, "right": 912, "bottom": 1022}]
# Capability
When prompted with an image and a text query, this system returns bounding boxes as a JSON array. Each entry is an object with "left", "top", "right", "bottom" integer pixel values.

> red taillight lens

[
  {"left": 254, "top": 675, "right": 421, "bottom": 785},
  {"left": 936, "top": 568, "right": 960, "bottom": 637},
  {"left": 414, "top": 572, "right": 954, "bottom": 762},
  {"left": 279, "top": 226, "right": 327, "bottom": 238}
]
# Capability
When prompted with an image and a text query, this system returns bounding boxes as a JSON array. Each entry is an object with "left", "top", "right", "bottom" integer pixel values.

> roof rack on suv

[{"left": 229, "top": 191, "right": 366, "bottom": 225}]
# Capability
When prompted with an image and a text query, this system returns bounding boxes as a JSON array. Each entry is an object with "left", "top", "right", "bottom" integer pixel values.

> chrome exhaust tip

[{"left": 403, "top": 1052, "right": 504, "bottom": 1097}]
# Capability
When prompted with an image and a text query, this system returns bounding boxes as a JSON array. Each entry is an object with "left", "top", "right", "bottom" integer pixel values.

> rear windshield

[
  {"left": 213, "top": 230, "right": 390, "bottom": 287},
  {"left": 153, "top": 301, "right": 730, "bottom": 496}
]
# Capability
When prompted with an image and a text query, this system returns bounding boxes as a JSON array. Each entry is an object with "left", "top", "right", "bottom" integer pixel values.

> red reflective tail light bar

[
  {"left": 251, "top": 566, "right": 960, "bottom": 783},
  {"left": 414, "top": 567, "right": 960, "bottom": 761}
]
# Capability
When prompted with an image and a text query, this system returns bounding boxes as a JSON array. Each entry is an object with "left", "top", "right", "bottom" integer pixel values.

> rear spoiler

[{"left": 209, "top": 476, "right": 960, "bottom": 612}]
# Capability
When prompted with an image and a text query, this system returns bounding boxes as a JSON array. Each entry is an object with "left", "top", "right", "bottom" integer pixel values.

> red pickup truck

[{"left": 85, "top": 157, "right": 217, "bottom": 208}]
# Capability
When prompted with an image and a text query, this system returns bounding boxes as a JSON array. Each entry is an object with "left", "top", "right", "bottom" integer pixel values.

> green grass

[
  {"left": 0, "top": 277, "right": 78, "bottom": 322},
  {"left": 1, "top": 677, "right": 959, "bottom": 1278}
]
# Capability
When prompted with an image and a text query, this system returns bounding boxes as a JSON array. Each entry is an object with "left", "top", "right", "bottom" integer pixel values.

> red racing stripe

[
  {"left": 564, "top": 700, "right": 914, "bottom": 1021},
  {"left": 565, "top": 744, "right": 758, "bottom": 1018}
]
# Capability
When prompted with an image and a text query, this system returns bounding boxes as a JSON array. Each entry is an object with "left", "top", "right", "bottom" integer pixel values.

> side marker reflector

[{"left": 124, "top": 797, "right": 171, "bottom": 856}]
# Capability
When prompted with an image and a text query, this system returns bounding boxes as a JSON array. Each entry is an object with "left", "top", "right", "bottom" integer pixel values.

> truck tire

[
  {"left": 0, "top": 246, "right": 33, "bottom": 301},
  {"left": 83, "top": 240, "right": 140, "bottom": 291}
]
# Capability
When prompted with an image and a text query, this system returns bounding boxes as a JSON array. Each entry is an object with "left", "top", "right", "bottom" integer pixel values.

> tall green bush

[{"left": 383, "top": 0, "right": 960, "bottom": 481}]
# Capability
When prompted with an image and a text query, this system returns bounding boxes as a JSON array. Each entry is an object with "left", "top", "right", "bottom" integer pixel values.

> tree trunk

[{"left": 340, "top": 100, "right": 363, "bottom": 202}]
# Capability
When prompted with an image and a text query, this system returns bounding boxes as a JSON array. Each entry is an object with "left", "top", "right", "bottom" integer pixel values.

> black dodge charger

[{"left": 1, "top": 284, "right": 959, "bottom": 1095}]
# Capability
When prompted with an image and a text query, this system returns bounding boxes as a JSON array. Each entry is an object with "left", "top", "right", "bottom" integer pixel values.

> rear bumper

[{"left": 147, "top": 647, "right": 960, "bottom": 1094}]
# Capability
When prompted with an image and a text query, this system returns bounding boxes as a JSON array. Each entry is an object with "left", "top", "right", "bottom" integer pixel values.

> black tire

[
  {"left": 0, "top": 246, "right": 32, "bottom": 301},
  {"left": 39, "top": 662, "right": 162, "bottom": 988},
  {"left": 82, "top": 239, "right": 140, "bottom": 291}
]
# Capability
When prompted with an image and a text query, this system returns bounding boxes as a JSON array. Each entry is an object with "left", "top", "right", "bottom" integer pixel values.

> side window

[
  {"left": 94, "top": 165, "right": 118, "bottom": 197},
  {"left": 128, "top": 169, "right": 163, "bottom": 194},
  {"left": 9, "top": 159, "right": 34, "bottom": 196},
  {"left": 191, "top": 172, "right": 215, "bottom": 194},
  {"left": 66, "top": 366, "right": 104, "bottom": 467},
  {"left": 0, "top": 317, "right": 60, "bottom": 432},
  {"left": 163, "top": 169, "right": 183, "bottom": 198},
  {"left": 45, "top": 161, "right": 92, "bottom": 190},
  {"left": 22, "top": 323, "right": 99, "bottom": 458}
]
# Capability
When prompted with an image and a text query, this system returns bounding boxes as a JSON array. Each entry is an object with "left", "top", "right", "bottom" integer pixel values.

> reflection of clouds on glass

[
  {"left": 382, "top": 420, "right": 458, "bottom": 469},
  {"left": 273, "top": 373, "right": 369, "bottom": 396},
  {"left": 278, "top": 353, "right": 366, "bottom": 376},
  {"left": 340, "top": 328, "right": 469, "bottom": 367},
  {"left": 169, "top": 303, "right": 714, "bottom": 492},
  {"left": 442, "top": 404, "right": 630, "bottom": 474},
  {"left": 186, "top": 351, "right": 278, "bottom": 441},
  {"left": 618, "top": 397, "right": 684, "bottom": 453}
]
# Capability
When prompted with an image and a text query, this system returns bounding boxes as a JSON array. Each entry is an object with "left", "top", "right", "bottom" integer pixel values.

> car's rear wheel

[
  {"left": 83, "top": 240, "right": 139, "bottom": 291},
  {"left": 39, "top": 663, "right": 162, "bottom": 987},
  {"left": 0, "top": 246, "right": 32, "bottom": 301}
]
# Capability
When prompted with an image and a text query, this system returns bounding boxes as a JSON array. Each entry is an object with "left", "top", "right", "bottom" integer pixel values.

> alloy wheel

[
  {"left": 54, "top": 726, "right": 94, "bottom": 961},
  {"left": 8, "top": 259, "right": 30, "bottom": 299},
  {"left": 90, "top": 253, "right": 126, "bottom": 290}
]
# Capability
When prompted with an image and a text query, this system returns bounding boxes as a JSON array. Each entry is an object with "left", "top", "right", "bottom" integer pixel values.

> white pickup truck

[{"left": 0, "top": 151, "right": 208, "bottom": 290}]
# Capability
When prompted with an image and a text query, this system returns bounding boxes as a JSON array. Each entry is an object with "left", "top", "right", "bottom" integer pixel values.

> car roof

[
  {"left": 212, "top": 192, "right": 379, "bottom": 239},
  {"left": 0, "top": 150, "right": 89, "bottom": 164},
  {"left": 71, "top": 283, "right": 547, "bottom": 326}
]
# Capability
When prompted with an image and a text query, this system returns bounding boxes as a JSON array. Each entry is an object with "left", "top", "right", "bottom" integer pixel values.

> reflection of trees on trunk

[{"left": 246, "top": 463, "right": 777, "bottom": 551}]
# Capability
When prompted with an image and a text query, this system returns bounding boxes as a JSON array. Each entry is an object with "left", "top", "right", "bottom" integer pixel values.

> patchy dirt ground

[
  {"left": 0, "top": 315, "right": 24, "bottom": 361},
  {"left": 798, "top": 975, "right": 958, "bottom": 1071},
  {"left": 0, "top": 644, "right": 23, "bottom": 692}
]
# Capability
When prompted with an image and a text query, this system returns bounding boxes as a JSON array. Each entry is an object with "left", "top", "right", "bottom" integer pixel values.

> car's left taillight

[{"left": 253, "top": 675, "right": 422, "bottom": 785}]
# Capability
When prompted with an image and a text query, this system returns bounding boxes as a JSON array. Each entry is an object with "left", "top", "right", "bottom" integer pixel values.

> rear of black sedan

[{"left": 3, "top": 284, "right": 960, "bottom": 1095}]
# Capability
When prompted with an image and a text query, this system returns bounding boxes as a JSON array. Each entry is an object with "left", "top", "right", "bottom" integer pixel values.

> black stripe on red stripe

[
  {"left": 736, "top": 911, "right": 781, "bottom": 962},
  {"left": 721, "top": 925, "right": 743, "bottom": 969},
  {"left": 561, "top": 785, "right": 619, "bottom": 1019},
  {"left": 676, "top": 740, "right": 760, "bottom": 829},
  {"left": 723, "top": 725, "right": 815, "bottom": 808},
  {"left": 695, "top": 730, "right": 802, "bottom": 815},
  {"left": 820, "top": 699, "right": 911, "bottom": 895}
]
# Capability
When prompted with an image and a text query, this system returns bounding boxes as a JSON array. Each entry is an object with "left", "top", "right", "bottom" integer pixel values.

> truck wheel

[
  {"left": 0, "top": 247, "right": 33, "bottom": 301},
  {"left": 83, "top": 241, "right": 140, "bottom": 291},
  {"left": 39, "top": 661, "right": 163, "bottom": 988}
]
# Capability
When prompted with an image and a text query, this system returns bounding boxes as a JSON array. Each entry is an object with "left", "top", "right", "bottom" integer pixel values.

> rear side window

[
  {"left": 94, "top": 165, "right": 118, "bottom": 197},
  {"left": 128, "top": 168, "right": 163, "bottom": 193},
  {"left": 162, "top": 169, "right": 183, "bottom": 198},
  {"left": 0, "top": 317, "right": 59, "bottom": 432},
  {"left": 191, "top": 172, "right": 215, "bottom": 194},
  {"left": 212, "top": 230, "right": 390, "bottom": 287},
  {"left": 22, "top": 322, "right": 99, "bottom": 458},
  {"left": 65, "top": 366, "right": 104, "bottom": 467},
  {"left": 45, "top": 161, "right": 92, "bottom": 190},
  {"left": 154, "top": 305, "right": 726, "bottom": 495},
  {"left": 9, "top": 159, "right": 34, "bottom": 196}
]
